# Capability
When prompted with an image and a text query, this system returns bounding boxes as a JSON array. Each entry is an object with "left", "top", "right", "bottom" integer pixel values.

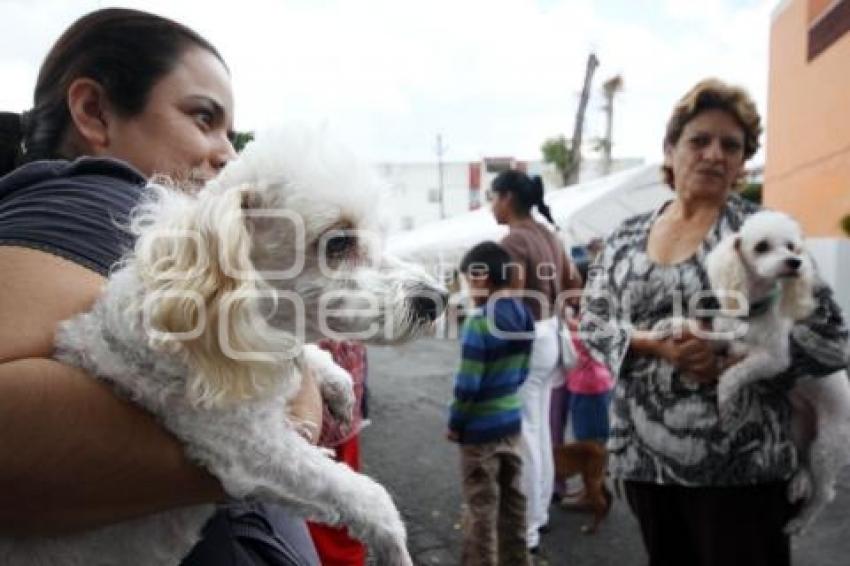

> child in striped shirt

[{"left": 447, "top": 241, "right": 535, "bottom": 565}]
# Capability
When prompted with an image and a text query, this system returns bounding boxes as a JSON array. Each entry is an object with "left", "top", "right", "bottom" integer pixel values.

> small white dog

[
  {"left": 704, "top": 210, "right": 850, "bottom": 534},
  {"left": 0, "top": 128, "right": 446, "bottom": 565}
]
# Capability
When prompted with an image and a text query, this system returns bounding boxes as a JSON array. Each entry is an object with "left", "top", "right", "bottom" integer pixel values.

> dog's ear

[
  {"left": 132, "top": 184, "right": 301, "bottom": 407},
  {"left": 706, "top": 235, "right": 748, "bottom": 313},
  {"left": 780, "top": 253, "right": 816, "bottom": 321}
]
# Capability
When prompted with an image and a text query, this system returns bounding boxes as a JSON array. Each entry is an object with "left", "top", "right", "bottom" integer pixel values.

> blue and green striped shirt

[{"left": 449, "top": 297, "right": 535, "bottom": 444}]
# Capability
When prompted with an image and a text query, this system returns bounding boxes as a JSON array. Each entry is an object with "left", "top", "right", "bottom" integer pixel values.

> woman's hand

[
  {"left": 288, "top": 366, "right": 323, "bottom": 445},
  {"left": 631, "top": 325, "right": 722, "bottom": 384},
  {"left": 656, "top": 337, "right": 720, "bottom": 384}
]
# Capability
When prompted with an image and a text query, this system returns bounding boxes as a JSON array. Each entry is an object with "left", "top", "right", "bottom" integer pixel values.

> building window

[
  {"left": 808, "top": 0, "right": 850, "bottom": 60},
  {"left": 484, "top": 157, "right": 513, "bottom": 173}
]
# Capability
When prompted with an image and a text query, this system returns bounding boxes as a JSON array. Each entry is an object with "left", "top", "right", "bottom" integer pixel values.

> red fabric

[
  {"left": 308, "top": 340, "right": 367, "bottom": 565},
  {"left": 307, "top": 434, "right": 366, "bottom": 565}
]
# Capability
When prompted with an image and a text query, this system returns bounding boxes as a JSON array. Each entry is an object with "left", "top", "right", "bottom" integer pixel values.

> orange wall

[
  {"left": 809, "top": 0, "right": 835, "bottom": 22},
  {"left": 765, "top": 0, "right": 850, "bottom": 237}
]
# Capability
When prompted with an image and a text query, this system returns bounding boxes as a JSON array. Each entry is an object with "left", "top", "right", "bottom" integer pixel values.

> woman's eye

[
  {"left": 722, "top": 139, "right": 743, "bottom": 153},
  {"left": 193, "top": 109, "right": 214, "bottom": 128},
  {"left": 689, "top": 135, "right": 710, "bottom": 148}
]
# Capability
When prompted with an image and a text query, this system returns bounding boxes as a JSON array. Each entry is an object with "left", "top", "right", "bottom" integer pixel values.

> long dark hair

[
  {"left": 0, "top": 8, "right": 225, "bottom": 177},
  {"left": 490, "top": 169, "right": 556, "bottom": 226}
]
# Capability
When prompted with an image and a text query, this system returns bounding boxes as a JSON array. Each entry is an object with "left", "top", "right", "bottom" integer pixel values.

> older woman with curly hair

[{"left": 580, "top": 79, "right": 848, "bottom": 566}]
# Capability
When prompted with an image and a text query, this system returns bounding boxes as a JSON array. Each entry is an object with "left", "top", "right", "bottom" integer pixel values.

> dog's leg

[
  {"left": 186, "top": 416, "right": 411, "bottom": 566},
  {"left": 717, "top": 348, "right": 789, "bottom": 424},
  {"left": 302, "top": 344, "right": 355, "bottom": 426},
  {"left": 785, "top": 372, "right": 850, "bottom": 535}
]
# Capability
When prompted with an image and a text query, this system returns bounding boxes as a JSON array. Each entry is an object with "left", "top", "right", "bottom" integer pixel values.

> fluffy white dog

[
  {"left": 704, "top": 210, "right": 850, "bottom": 534},
  {"left": 0, "top": 128, "right": 447, "bottom": 565}
]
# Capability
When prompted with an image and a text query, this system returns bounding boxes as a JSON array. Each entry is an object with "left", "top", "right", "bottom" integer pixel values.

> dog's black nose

[
  {"left": 785, "top": 257, "right": 802, "bottom": 271},
  {"left": 410, "top": 290, "right": 449, "bottom": 321}
]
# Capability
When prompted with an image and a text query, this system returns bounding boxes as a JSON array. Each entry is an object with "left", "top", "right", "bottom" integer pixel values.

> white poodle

[
  {"left": 704, "top": 210, "right": 850, "bottom": 534},
  {"left": 0, "top": 127, "right": 447, "bottom": 565}
]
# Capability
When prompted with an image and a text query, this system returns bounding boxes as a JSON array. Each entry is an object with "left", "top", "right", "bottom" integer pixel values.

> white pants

[{"left": 519, "top": 316, "right": 560, "bottom": 548}]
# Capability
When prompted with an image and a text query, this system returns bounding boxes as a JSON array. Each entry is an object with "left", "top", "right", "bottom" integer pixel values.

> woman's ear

[
  {"left": 66, "top": 78, "right": 110, "bottom": 152},
  {"left": 662, "top": 141, "right": 674, "bottom": 167}
]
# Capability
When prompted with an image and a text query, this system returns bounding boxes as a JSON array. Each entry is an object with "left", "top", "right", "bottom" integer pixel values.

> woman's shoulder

[
  {"left": 0, "top": 157, "right": 145, "bottom": 199},
  {"left": 0, "top": 157, "right": 148, "bottom": 276}
]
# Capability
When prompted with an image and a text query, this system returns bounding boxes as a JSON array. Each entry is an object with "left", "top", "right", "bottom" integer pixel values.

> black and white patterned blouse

[{"left": 580, "top": 193, "right": 849, "bottom": 486}]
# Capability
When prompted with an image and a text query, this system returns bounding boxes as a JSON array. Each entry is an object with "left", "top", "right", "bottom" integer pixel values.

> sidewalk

[{"left": 361, "top": 338, "right": 850, "bottom": 566}]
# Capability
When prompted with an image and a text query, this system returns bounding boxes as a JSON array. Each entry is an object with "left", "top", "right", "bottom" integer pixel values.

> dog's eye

[
  {"left": 324, "top": 233, "right": 357, "bottom": 258},
  {"left": 786, "top": 242, "right": 796, "bottom": 252},
  {"left": 754, "top": 240, "right": 770, "bottom": 254}
]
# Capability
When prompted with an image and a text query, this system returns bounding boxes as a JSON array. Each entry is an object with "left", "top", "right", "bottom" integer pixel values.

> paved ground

[{"left": 360, "top": 337, "right": 850, "bottom": 566}]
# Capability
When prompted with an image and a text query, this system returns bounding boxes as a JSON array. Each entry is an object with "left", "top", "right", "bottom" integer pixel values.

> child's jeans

[{"left": 459, "top": 434, "right": 531, "bottom": 566}]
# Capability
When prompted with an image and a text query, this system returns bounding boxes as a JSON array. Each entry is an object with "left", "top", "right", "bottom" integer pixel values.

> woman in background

[{"left": 489, "top": 169, "right": 582, "bottom": 550}]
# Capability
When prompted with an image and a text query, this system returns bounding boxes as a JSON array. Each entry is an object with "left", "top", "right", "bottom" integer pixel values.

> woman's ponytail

[
  {"left": 0, "top": 112, "right": 25, "bottom": 177},
  {"left": 530, "top": 175, "right": 556, "bottom": 226},
  {"left": 491, "top": 170, "right": 556, "bottom": 226}
]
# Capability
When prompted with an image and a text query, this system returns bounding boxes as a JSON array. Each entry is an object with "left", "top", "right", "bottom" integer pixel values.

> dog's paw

[
  {"left": 322, "top": 373, "right": 356, "bottom": 426},
  {"left": 370, "top": 535, "right": 413, "bottom": 566},
  {"left": 788, "top": 468, "right": 813, "bottom": 504},
  {"left": 716, "top": 373, "right": 743, "bottom": 412},
  {"left": 301, "top": 344, "right": 356, "bottom": 426}
]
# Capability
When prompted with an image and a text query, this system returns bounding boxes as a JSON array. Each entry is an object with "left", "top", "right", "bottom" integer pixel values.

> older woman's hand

[
  {"left": 632, "top": 326, "right": 723, "bottom": 384},
  {"left": 657, "top": 336, "right": 721, "bottom": 384}
]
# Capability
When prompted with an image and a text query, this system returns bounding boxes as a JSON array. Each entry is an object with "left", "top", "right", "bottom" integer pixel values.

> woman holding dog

[
  {"left": 489, "top": 169, "right": 583, "bottom": 550},
  {"left": 580, "top": 78, "right": 848, "bottom": 566},
  {"left": 0, "top": 9, "right": 322, "bottom": 565}
]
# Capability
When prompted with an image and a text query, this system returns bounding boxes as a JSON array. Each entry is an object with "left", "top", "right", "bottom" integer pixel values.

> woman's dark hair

[
  {"left": 0, "top": 8, "right": 226, "bottom": 176},
  {"left": 491, "top": 169, "right": 556, "bottom": 226},
  {"left": 460, "top": 241, "right": 514, "bottom": 289}
]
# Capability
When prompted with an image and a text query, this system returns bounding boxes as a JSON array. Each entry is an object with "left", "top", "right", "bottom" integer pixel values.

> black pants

[{"left": 624, "top": 481, "right": 795, "bottom": 566}]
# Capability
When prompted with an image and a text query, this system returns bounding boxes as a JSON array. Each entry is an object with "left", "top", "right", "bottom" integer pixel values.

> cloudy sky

[{"left": 0, "top": 0, "right": 777, "bottom": 165}]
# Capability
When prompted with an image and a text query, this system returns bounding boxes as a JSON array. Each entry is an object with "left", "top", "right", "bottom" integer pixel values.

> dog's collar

[{"left": 737, "top": 284, "right": 780, "bottom": 319}]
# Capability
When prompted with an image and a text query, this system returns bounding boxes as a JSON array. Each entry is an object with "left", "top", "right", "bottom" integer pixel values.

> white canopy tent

[{"left": 388, "top": 163, "right": 672, "bottom": 275}]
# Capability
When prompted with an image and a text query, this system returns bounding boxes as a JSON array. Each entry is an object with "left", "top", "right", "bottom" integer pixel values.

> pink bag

[{"left": 565, "top": 335, "right": 614, "bottom": 395}]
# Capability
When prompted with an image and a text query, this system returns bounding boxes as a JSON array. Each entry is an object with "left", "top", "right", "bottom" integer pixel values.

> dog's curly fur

[
  {"left": 0, "top": 127, "right": 446, "bottom": 565},
  {"left": 704, "top": 210, "right": 850, "bottom": 534}
]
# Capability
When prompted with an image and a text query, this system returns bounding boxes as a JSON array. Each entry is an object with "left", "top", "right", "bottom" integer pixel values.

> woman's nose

[
  {"left": 212, "top": 137, "right": 238, "bottom": 171},
  {"left": 704, "top": 139, "right": 724, "bottom": 161}
]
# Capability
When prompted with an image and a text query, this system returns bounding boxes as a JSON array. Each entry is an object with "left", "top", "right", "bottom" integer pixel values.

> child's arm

[{"left": 447, "top": 317, "right": 487, "bottom": 441}]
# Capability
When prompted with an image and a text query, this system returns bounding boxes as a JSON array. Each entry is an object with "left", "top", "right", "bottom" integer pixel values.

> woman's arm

[
  {"left": 0, "top": 247, "right": 323, "bottom": 534},
  {"left": 0, "top": 357, "right": 224, "bottom": 534},
  {"left": 0, "top": 247, "right": 225, "bottom": 534}
]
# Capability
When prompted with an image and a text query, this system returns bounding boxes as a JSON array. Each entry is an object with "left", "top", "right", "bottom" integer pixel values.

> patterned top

[
  {"left": 580, "top": 194, "right": 849, "bottom": 486},
  {"left": 449, "top": 297, "right": 535, "bottom": 444}
]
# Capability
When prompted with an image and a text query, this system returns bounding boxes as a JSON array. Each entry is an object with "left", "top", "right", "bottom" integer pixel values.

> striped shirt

[{"left": 449, "top": 297, "right": 535, "bottom": 444}]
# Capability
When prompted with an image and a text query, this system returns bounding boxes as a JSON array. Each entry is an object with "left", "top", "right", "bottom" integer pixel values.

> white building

[{"left": 377, "top": 157, "right": 643, "bottom": 234}]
